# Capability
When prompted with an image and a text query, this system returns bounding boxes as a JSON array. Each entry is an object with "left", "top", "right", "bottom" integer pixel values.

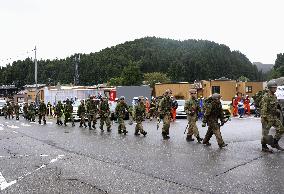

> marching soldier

[
  {"left": 86, "top": 96, "right": 98, "bottom": 130},
  {"left": 64, "top": 99, "right": 75, "bottom": 127},
  {"left": 260, "top": 80, "right": 284, "bottom": 152},
  {"left": 149, "top": 97, "right": 156, "bottom": 121},
  {"left": 158, "top": 89, "right": 173, "bottom": 139},
  {"left": 3, "top": 103, "right": 8, "bottom": 119},
  {"left": 38, "top": 100, "right": 47, "bottom": 125},
  {"left": 115, "top": 96, "right": 129, "bottom": 134},
  {"left": 184, "top": 89, "right": 203, "bottom": 143},
  {"left": 202, "top": 93, "right": 228, "bottom": 148},
  {"left": 7, "top": 101, "right": 14, "bottom": 119},
  {"left": 78, "top": 100, "right": 87, "bottom": 128},
  {"left": 28, "top": 102, "right": 36, "bottom": 122},
  {"left": 23, "top": 102, "right": 29, "bottom": 120},
  {"left": 14, "top": 102, "right": 20, "bottom": 120},
  {"left": 55, "top": 101, "right": 64, "bottom": 125},
  {"left": 134, "top": 96, "right": 147, "bottom": 136},
  {"left": 99, "top": 96, "right": 111, "bottom": 132}
]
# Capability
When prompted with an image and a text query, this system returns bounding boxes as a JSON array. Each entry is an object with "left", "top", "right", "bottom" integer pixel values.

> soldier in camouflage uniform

[
  {"left": 7, "top": 101, "right": 14, "bottom": 119},
  {"left": 185, "top": 89, "right": 203, "bottom": 143},
  {"left": 28, "top": 102, "right": 36, "bottom": 122},
  {"left": 261, "top": 80, "right": 284, "bottom": 152},
  {"left": 158, "top": 89, "right": 173, "bottom": 139},
  {"left": 3, "top": 103, "right": 8, "bottom": 119},
  {"left": 78, "top": 100, "right": 87, "bottom": 128},
  {"left": 14, "top": 102, "right": 20, "bottom": 120},
  {"left": 23, "top": 102, "right": 29, "bottom": 120},
  {"left": 149, "top": 98, "right": 156, "bottom": 121},
  {"left": 202, "top": 93, "right": 228, "bottom": 148},
  {"left": 86, "top": 96, "right": 98, "bottom": 130},
  {"left": 64, "top": 99, "right": 75, "bottom": 127},
  {"left": 55, "top": 101, "right": 63, "bottom": 125},
  {"left": 115, "top": 96, "right": 129, "bottom": 134},
  {"left": 99, "top": 96, "right": 111, "bottom": 132},
  {"left": 134, "top": 96, "right": 147, "bottom": 136},
  {"left": 38, "top": 100, "right": 47, "bottom": 125}
]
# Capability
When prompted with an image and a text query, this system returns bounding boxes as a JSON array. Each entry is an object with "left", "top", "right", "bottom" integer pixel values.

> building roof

[{"left": 0, "top": 85, "right": 17, "bottom": 89}]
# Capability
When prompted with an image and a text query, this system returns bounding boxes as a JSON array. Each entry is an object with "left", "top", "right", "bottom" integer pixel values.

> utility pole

[
  {"left": 74, "top": 55, "right": 80, "bottom": 86},
  {"left": 34, "top": 46, "right": 38, "bottom": 105}
]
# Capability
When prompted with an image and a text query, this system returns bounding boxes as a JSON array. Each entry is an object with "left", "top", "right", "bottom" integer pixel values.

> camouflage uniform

[
  {"left": 3, "top": 104, "right": 8, "bottom": 119},
  {"left": 159, "top": 94, "right": 172, "bottom": 139},
  {"left": 202, "top": 95, "right": 227, "bottom": 148},
  {"left": 28, "top": 103, "right": 36, "bottom": 122},
  {"left": 64, "top": 100, "right": 75, "bottom": 126},
  {"left": 38, "top": 101, "right": 47, "bottom": 124},
  {"left": 149, "top": 99, "right": 156, "bottom": 121},
  {"left": 99, "top": 98, "right": 111, "bottom": 132},
  {"left": 55, "top": 101, "right": 64, "bottom": 125},
  {"left": 86, "top": 98, "right": 98, "bottom": 130},
  {"left": 261, "top": 92, "right": 284, "bottom": 151},
  {"left": 78, "top": 101, "right": 87, "bottom": 127},
  {"left": 134, "top": 100, "right": 147, "bottom": 136},
  {"left": 115, "top": 99, "right": 129, "bottom": 134},
  {"left": 7, "top": 102, "right": 14, "bottom": 119},
  {"left": 23, "top": 103, "right": 29, "bottom": 120},
  {"left": 14, "top": 103, "right": 20, "bottom": 120},
  {"left": 185, "top": 98, "right": 202, "bottom": 142}
]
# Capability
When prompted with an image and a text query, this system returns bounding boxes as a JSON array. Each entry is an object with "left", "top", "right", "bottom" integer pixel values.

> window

[
  {"left": 246, "top": 86, "right": 252, "bottom": 93},
  {"left": 212, "top": 86, "right": 220, "bottom": 94}
]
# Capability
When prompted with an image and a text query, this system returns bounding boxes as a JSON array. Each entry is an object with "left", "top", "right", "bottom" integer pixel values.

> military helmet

[
  {"left": 267, "top": 80, "right": 277, "bottom": 88},
  {"left": 212, "top": 93, "right": 221, "bottom": 100},
  {"left": 138, "top": 96, "right": 144, "bottom": 101},
  {"left": 120, "top": 96, "right": 125, "bottom": 100},
  {"left": 165, "top": 89, "right": 172, "bottom": 95}
]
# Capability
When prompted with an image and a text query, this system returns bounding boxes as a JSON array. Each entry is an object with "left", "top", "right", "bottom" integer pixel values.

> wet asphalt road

[{"left": 0, "top": 115, "right": 283, "bottom": 194}]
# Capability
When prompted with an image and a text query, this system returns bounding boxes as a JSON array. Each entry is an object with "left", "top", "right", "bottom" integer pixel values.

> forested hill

[{"left": 0, "top": 37, "right": 263, "bottom": 87}]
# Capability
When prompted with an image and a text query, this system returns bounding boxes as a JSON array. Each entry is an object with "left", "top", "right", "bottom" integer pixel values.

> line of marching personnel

[{"left": 3, "top": 81, "right": 284, "bottom": 152}]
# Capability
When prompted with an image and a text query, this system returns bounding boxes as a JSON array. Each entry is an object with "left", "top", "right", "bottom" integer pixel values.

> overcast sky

[{"left": 0, "top": 0, "right": 283, "bottom": 65}]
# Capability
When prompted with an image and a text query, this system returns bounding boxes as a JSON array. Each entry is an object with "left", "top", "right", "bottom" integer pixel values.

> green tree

[
  {"left": 108, "top": 77, "right": 123, "bottom": 86},
  {"left": 121, "top": 62, "right": 143, "bottom": 86},
  {"left": 144, "top": 72, "right": 171, "bottom": 88},
  {"left": 238, "top": 76, "right": 250, "bottom": 82}
]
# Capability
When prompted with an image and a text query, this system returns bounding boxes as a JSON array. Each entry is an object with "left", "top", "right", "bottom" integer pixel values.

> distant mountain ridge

[{"left": 253, "top": 62, "right": 273, "bottom": 73}]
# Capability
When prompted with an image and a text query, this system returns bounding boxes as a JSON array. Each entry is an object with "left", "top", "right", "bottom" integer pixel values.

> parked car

[{"left": 176, "top": 100, "right": 187, "bottom": 118}]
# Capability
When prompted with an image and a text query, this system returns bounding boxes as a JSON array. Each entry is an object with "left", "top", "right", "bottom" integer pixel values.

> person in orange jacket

[
  {"left": 244, "top": 95, "right": 251, "bottom": 115},
  {"left": 171, "top": 96, "right": 178, "bottom": 121},
  {"left": 232, "top": 96, "right": 239, "bottom": 116}
]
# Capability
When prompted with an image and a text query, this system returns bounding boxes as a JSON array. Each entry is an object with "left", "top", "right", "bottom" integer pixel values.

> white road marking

[
  {"left": 0, "top": 127, "right": 4, "bottom": 131},
  {"left": 0, "top": 155, "right": 64, "bottom": 191},
  {"left": 7, "top": 125, "right": 19, "bottom": 129},
  {"left": 40, "top": 154, "right": 49, "bottom": 157},
  {"left": 21, "top": 123, "right": 31, "bottom": 127},
  {"left": 0, "top": 172, "right": 17, "bottom": 191},
  {"left": 12, "top": 131, "right": 18, "bottom": 134}
]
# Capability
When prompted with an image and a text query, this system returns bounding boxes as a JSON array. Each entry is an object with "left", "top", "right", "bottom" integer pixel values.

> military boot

[
  {"left": 271, "top": 139, "right": 284, "bottom": 151},
  {"left": 38, "top": 120, "right": 41, "bottom": 125},
  {"left": 134, "top": 131, "right": 140, "bottom": 136},
  {"left": 203, "top": 141, "right": 211, "bottom": 146},
  {"left": 196, "top": 136, "right": 203, "bottom": 143},
  {"left": 219, "top": 143, "right": 228, "bottom": 148},
  {"left": 262, "top": 144, "right": 273, "bottom": 153},
  {"left": 84, "top": 124, "right": 87, "bottom": 128},
  {"left": 79, "top": 124, "right": 83, "bottom": 127},
  {"left": 123, "top": 130, "right": 128, "bottom": 135},
  {"left": 60, "top": 121, "right": 63, "bottom": 125},
  {"left": 186, "top": 135, "right": 194, "bottom": 141},
  {"left": 43, "top": 120, "right": 46, "bottom": 125},
  {"left": 142, "top": 131, "right": 147, "bottom": 137},
  {"left": 162, "top": 132, "right": 170, "bottom": 139},
  {"left": 107, "top": 128, "right": 111, "bottom": 132}
]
